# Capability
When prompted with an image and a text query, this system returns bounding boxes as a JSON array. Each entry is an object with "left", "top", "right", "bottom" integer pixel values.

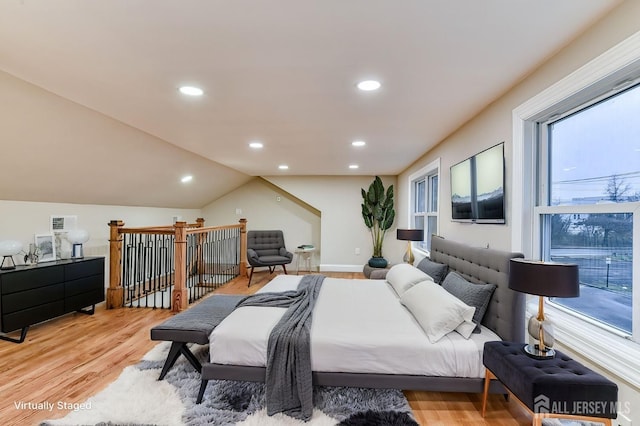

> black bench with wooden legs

[
  {"left": 482, "top": 341, "right": 618, "bottom": 426},
  {"left": 150, "top": 295, "right": 243, "bottom": 380}
]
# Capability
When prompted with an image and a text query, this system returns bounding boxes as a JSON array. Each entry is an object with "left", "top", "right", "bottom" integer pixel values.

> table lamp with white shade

[
  {"left": 0, "top": 240, "right": 23, "bottom": 270},
  {"left": 66, "top": 229, "right": 90, "bottom": 259}
]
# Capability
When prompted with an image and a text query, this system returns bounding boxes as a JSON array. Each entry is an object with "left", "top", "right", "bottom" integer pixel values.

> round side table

[{"left": 295, "top": 247, "right": 315, "bottom": 274}]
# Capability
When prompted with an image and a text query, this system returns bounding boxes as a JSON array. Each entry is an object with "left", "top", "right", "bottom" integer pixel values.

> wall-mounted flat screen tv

[{"left": 451, "top": 142, "right": 505, "bottom": 224}]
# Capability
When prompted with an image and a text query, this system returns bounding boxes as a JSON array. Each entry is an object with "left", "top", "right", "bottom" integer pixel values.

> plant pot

[{"left": 368, "top": 257, "right": 388, "bottom": 268}]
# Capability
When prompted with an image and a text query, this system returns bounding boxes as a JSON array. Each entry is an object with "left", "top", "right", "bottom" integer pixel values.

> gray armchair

[{"left": 246, "top": 230, "right": 293, "bottom": 286}]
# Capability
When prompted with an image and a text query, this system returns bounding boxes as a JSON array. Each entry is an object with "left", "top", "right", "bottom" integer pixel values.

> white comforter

[{"left": 209, "top": 275, "right": 499, "bottom": 378}]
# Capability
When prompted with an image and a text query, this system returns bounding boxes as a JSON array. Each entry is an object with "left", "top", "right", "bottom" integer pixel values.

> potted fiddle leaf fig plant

[{"left": 361, "top": 176, "right": 395, "bottom": 268}]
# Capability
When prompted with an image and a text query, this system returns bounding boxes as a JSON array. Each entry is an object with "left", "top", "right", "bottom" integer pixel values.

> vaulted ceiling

[{"left": 0, "top": 0, "right": 621, "bottom": 208}]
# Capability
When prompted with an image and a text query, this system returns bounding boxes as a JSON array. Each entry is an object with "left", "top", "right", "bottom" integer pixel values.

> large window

[
  {"left": 410, "top": 160, "right": 439, "bottom": 251},
  {"left": 514, "top": 34, "right": 640, "bottom": 387},
  {"left": 537, "top": 82, "right": 640, "bottom": 336}
]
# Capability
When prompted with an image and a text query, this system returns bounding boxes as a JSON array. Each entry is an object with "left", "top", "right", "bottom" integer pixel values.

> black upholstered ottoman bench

[
  {"left": 482, "top": 341, "right": 617, "bottom": 426},
  {"left": 150, "top": 294, "right": 244, "bottom": 380}
]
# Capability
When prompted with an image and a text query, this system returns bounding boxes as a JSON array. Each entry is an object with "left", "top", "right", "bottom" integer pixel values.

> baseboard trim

[{"left": 319, "top": 264, "right": 364, "bottom": 273}]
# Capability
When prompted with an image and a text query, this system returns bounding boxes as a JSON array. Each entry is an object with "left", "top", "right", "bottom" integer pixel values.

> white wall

[
  {"left": 399, "top": 132, "right": 514, "bottom": 251},
  {"left": 0, "top": 200, "right": 201, "bottom": 265},
  {"left": 203, "top": 175, "right": 405, "bottom": 271},
  {"left": 1, "top": 175, "right": 407, "bottom": 273},
  {"left": 201, "top": 178, "right": 322, "bottom": 270},
  {"left": 397, "top": 1, "right": 640, "bottom": 422},
  {"left": 399, "top": 2, "right": 640, "bottom": 252},
  {"left": 265, "top": 175, "right": 405, "bottom": 270}
]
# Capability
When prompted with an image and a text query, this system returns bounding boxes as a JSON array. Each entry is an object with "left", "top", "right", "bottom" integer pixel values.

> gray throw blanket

[{"left": 236, "top": 274, "right": 325, "bottom": 421}]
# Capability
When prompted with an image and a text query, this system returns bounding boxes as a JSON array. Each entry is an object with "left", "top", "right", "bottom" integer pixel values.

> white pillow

[
  {"left": 400, "top": 281, "right": 476, "bottom": 343},
  {"left": 385, "top": 263, "right": 433, "bottom": 296},
  {"left": 454, "top": 320, "right": 476, "bottom": 339}
]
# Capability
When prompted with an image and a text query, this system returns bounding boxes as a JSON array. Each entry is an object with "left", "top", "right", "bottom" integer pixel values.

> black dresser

[{"left": 0, "top": 257, "right": 105, "bottom": 343}]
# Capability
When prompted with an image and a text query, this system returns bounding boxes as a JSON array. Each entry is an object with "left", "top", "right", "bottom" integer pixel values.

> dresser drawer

[
  {"left": 1, "top": 300, "right": 65, "bottom": 333},
  {"left": 1, "top": 266, "right": 64, "bottom": 294},
  {"left": 1, "top": 283, "right": 64, "bottom": 314},
  {"left": 65, "top": 288, "right": 105, "bottom": 312},
  {"left": 65, "top": 275, "right": 103, "bottom": 297},
  {"left": 64, "top": 258, "right": 104, "bottom": 281}
]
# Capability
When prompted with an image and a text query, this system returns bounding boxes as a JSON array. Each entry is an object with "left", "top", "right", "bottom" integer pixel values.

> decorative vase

[
  {"left": 368, "top": 257, "right": 388, "bottom": 268},
  {"left": 24, "top": 243, "right": 39, "bottom": 265}
]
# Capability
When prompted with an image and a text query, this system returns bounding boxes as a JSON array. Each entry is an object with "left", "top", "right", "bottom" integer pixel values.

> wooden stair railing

[{"left": 107, "top": 218, "right": 247, "bottom": 312}]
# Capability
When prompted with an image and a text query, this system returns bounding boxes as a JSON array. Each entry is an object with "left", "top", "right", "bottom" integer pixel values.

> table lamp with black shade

[
  {"left": 508, "top": 258, "right": 580, "bottom": 359},
  {"left": 396, "top": 229, "right": 424, "bottom": 264}
]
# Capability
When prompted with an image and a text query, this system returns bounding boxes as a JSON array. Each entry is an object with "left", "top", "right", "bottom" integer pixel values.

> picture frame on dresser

[{"left": 35, "top": 233, "right": 56, "bottom": 263}]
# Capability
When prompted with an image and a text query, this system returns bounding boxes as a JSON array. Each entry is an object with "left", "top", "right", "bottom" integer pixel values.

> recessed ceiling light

[
  {"left": 352, "top": 140, "right": 366, "bottom": 147},
  {"left": 179, "top": 86, "right": 204, "bottom": 96},
  {"left": 181, "top": 175, "right": 193, "bottom": 183},
  {"left": 249, "top": 141, "right": 264, "bottom": 149},
  {"left": 349, "top": 164, "right": 359, "bottom": 169},
  {"left": 357, "top": 80, "right": 381, "bottom": 91},
  {"left": 278, "top": 165, "right": 289, "bottom": 170}
]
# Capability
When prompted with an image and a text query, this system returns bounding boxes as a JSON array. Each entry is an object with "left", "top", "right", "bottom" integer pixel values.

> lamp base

[
  {"left": 403, "top": 242, "right": 414, "bottom": 264},
  {"left": 1, "top": 255, "right": 16, "bottom": 270},
  {"left": 71, "top": 243, "right": 84, "bottom": 259},
  {"left": 523, "top": 343, "right": 555, "bottom": 359}
]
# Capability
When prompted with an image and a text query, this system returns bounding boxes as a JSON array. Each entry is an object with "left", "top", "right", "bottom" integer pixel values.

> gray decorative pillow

[
  {"left": 416, "top": 258, "right": 449, "bottom": 284},
  {"left": 442, "top": 271, "right": 496, "bottom": 325}
]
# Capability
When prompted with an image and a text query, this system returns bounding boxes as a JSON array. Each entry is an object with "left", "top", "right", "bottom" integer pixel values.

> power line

[{"left": 554, "top": 171, "right": 640, "bottom": 185}]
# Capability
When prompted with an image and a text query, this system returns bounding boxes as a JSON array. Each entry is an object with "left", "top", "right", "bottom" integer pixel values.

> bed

[{"left": 201, "top": 235, "right": 525, "bottom": 395}]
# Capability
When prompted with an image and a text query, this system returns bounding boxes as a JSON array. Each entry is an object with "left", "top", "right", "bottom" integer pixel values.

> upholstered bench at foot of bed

[
  {"left": 150, "top": 294, "right": 244, "bottom": 380},
  {"left": 482, "top": 341, "right": 618, "bottom": 426}
]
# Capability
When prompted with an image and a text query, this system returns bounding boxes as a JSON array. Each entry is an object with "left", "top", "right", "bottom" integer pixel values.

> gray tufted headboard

[{"left": 429, "top": 235, "right": 525, "bottom": 343}]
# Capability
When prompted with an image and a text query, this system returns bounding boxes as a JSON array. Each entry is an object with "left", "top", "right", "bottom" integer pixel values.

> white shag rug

[
  {"left": 41, "top": 342, "right": 417, "bottom": 426},
  {"left": 41, "top": 342, "right": 604, "bottom": 426}
]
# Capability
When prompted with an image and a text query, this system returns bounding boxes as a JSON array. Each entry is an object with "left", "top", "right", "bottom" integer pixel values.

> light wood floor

[{"left": 0, "top": 270, "right": 531, "bottom": 426}]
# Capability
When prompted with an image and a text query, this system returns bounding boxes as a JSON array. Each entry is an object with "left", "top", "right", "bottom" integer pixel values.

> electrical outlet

[
  {"left": 355, "top": 248, "right": 360, "bottom": 255},
  {"left": 276, "top": 196, "right": 281, "bottom": 202}
]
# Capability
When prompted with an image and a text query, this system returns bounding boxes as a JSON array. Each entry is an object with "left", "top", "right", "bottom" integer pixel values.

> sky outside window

[{"left": 550, "top": 83, "right": 640, "bottom": 205}]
